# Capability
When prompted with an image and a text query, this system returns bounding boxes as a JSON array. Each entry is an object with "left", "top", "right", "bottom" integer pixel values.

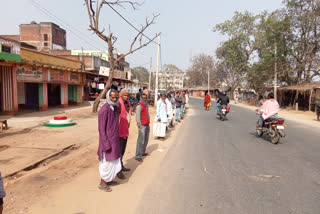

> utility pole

[
  {"left": 154, "top": 33, "right": 161, "bottom": 104},
  {"left": 149, "top": 57, "right": 152, "bottom": 90},
  {"left": 274, "top": 43, "right": 277, "bottom": 100},
  {"left": 208, "top": 69, "right": 210, "bottom": 94}
]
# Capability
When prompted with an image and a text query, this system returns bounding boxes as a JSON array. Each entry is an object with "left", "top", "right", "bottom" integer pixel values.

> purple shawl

[{"left": 97, "top": 103, "right": 121, "bottom": 161}]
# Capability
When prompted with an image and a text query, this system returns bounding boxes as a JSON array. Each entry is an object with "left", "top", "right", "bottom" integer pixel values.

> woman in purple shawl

[{"left": 98, "top": 89, "right": 122, "bottom": 192}]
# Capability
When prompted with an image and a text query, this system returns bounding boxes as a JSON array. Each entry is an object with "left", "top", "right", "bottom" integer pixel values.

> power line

[
  {"left": 105, "top": 3, "right": 158, "bottom": 45},
  {"left": 30, "top": 0, "right": 105, "bottom": 50}
]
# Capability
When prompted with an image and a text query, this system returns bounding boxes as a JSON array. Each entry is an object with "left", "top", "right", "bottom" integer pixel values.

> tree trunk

[{"left": 92, "top": 39, "right": 115, "bottom": 112}]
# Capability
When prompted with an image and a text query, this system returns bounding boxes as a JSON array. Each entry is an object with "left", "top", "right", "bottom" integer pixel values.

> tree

[
  {"left": 283, "top": 0, "right": 320, "bottom": 83},
  {"left": 215, "top": 39, "right": 247, "bottom": 96},
  {"left": 84, "top": 0, "right": 159, "bottom": 112},
  {"left": 186, "top": 54, "right": 216, "bottom": 88},
  {"left": 131, "top": 66, "right": 149, "bottom": 83},
  {"left": 213, "top": 11, "right": 258, "bottom": 95},
  {"left": 214, "top": 11, "right": 257, "bottom": 66},
  {"left": 249, "top": 10, "right": 294, "bottom": 91}
]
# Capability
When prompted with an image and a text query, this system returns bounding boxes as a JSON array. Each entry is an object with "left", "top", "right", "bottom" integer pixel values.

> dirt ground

[{"left": 0, "top": 104, "right": 189, "bottom": 214}]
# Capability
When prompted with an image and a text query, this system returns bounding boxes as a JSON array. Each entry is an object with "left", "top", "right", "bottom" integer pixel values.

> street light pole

[
  {"left": 208, "top": 69, "right": 210, "bottom": 94},
  {"left": 274, "top": 43, "right": 277, "bottom": 100},
  {"left": 149, "top": 57, "right": 152, "bottom": 90},
  {"left": 154, "top": 33, "right": 161, "bottom": 104}
]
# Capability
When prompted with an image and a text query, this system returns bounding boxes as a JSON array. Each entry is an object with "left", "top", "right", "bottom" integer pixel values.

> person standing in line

[
  {"left": 136, "top": 88, "right": 142, "bottom": 102},
  {"left": 97, "top": 89, "right": 122, "bottom": 192},
  {"left": 175, "top": 91, "right": 182, "bottom": 122},
  {"left": 166, "top": 94, "right": 174, "bottom": 128},
  {"left": 118, "top": 88, "right": 132, "bottom": 178},
  {"left": 315, "top": 99, "right": 320, "bottom": 121},
  {"left": 234, "top": 92, "right": 239, "bottom": 104},
  {"left": 0, "top": 171, "right": 5, "bottom": 214},
  {"left": 180, "top": 90, "right": 186, "bottom": 118},
  {"left": 135, "top": 94, "right": 150, "bottom": 162},
  {"left": 185, "top": 89, "right": 190, "bottom": 109},
  {"left": 153, "top": 93, "right": 168, "bottom": 138},
  {"left": 169, "top": 92, "right": 176, "bottom": 127}
]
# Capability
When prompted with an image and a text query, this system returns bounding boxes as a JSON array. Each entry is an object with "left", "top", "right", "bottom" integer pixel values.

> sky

[{"left": 0, "top": 0, "right": 283, "bottom": 71}]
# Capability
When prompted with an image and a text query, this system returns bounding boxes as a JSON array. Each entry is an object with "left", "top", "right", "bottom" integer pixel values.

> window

[
  {"left": 1, "top": 45, "right": 11, "bottom": 53},
  {"left": 44, "top": 34, "right": 48, "bottom": 41},
  {"left": 44, "top": 42, "right": 48, "bottom": 47}
]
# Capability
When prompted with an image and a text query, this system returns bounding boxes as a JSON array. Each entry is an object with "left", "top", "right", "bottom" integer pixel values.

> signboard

[
  {"left": 121, "top": 71, "right": 127, "bottom": 79},
  {"left": 17, "top": 66, "right": 43, "bottom": 82},
  {"left": 70, "top": 72, "right": 80, "bottom": 83},
  {"left": 49, "top": 70, "right": 65, "bottom": 82},
  {"left": 99, "top": 66, "right": 110, "bottom": 77}
]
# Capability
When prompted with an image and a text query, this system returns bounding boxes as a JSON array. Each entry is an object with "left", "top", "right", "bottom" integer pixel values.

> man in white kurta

[
  {"left": 153, "top": 93, "right": 168, "bottom": 138},
  {"left": 166, "top": 97, "right": 173, "bottom": 125}
]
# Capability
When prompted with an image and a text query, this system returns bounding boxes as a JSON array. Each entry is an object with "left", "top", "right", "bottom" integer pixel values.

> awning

[{"left": 0, "top": 52, "right": 21, "bottom": 63}]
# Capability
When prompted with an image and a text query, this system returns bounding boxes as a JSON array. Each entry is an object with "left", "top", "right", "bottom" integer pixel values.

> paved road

[{"left": 135, "top": 98, "right": 320, "bottom": 214}]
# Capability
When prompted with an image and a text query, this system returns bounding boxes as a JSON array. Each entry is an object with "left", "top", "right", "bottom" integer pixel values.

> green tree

[
  {"left": 131, "top": 66, "right": 149, "bottom": 83},
  {"left": 283, "top": 0, "right": 320, "bottom": 83},
  {"left": 215, "top": 39, "right": 247, "bottom": 96}
]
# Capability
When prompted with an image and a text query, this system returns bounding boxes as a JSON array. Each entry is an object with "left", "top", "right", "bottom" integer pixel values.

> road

[{"left": 135, "top": 98, "right": 320, "bottom": 214}]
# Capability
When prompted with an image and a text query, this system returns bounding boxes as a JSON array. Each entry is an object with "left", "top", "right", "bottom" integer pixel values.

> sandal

[
  {"left": 98, "top": 184, "right": 112, "bottom": 192},
  {"left": 107, "top": 181, "right": 120, "bottom": 186}
]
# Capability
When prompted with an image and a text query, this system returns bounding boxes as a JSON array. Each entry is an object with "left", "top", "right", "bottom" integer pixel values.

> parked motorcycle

[
  {"left": 219, "top": 105, "right": 230, "bottom": 121},
  {"left": 256, "top": 115, "right": 286, "bottom": 144}
]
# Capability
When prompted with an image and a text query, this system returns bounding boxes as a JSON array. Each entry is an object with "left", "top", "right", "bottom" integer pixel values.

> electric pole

[
  {"left": 149, "top": 57, "right": 152, "bottom": 90},
  {"left": 154, "top": 33, "right": 161, "bottom": 104},
  {"left": 208, "top": 69, "right": 210, "bottom": 94},
  {"left": 274, "top": 43, "right": 277, "bottom": 100}
]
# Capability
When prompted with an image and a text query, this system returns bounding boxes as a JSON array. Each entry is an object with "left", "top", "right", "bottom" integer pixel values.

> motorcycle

[
  {"left": 129, "top": 94, "right": 139, "bottom": 112},
  {"left": 219, "top": 105, "right": 230, "bottom": 121},
  {"left": 256, "top": 115, "right": 286, "bottom": 144}
]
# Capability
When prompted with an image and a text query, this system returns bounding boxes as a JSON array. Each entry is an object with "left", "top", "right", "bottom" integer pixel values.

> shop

[
  {"left": 85, "top": 73, "right": 107, "bottom": 100},
  {"left": 17, "top": 48, "right": 85, "bottom": 111},
  {"left": 0, "top": 37, "right": 21, "bottom": 115}
]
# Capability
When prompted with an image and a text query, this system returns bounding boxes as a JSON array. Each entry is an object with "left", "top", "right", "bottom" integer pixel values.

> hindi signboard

[
  {"left": 69, "top": 72, "right": 80, "bottom": 83},
  {"left": 49, "top": 70, "right": 65, "bottom": 82},
  {"left": 17, "top": 66, "right": 42, "bottom": 82}
]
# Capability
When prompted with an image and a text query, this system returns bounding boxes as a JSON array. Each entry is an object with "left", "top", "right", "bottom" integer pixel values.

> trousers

[
  {"left": 136, "top": 125, "right": 150, "bottom": 159},
  {"left": 119, "top": 137, "right": 128, "bottom": 167}
]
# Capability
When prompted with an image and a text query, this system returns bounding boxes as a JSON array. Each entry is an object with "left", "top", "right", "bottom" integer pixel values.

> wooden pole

[{"left": 309, "top": 89, "right": 313, "bottom": 111}]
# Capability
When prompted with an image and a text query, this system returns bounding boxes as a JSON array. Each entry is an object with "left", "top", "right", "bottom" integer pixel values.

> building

[
  {"left": 51, "top": 50, "right": 132, "bottom": 99},
  {"left": 0, "top": 36, "right": 21, "bottom": 115},
  {"left": 17, "top": 48, "right": 84, "bottom": 111},
  {"left": 3, "top": 22, "right": 66, "bottom": 52},
  {"left": 158, "top": 70, "right": 185, "bottom": 90}
]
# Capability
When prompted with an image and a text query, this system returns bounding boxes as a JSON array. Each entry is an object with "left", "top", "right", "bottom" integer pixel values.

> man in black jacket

[{"left": 217, "top": 92, "right": 229, "bottom": 114}]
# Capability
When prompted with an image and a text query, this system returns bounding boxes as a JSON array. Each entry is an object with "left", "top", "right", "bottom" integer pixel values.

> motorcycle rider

[
  {"left": 217, "top": 92, "right": 229, "bottom": 115},
  {"left": 256, "top": 92, "right": 279, "bottom": 130}
]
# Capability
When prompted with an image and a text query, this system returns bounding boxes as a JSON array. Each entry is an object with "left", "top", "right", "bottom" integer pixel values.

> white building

[{"left": 159, "top": 70, "right": 185, "bottom": 90}]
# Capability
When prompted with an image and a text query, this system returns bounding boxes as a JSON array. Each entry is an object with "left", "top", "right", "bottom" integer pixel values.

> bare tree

[{"left": 84, "top": 0, "right": 159, "bottom": 112}]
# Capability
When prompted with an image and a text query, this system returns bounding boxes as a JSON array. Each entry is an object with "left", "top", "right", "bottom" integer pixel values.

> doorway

[
  {"left": 48, "top": 84, "right": 61, "bottom": 107},
  {"left": 25, "top": 83, "right": 39, "bottom": 109}
]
